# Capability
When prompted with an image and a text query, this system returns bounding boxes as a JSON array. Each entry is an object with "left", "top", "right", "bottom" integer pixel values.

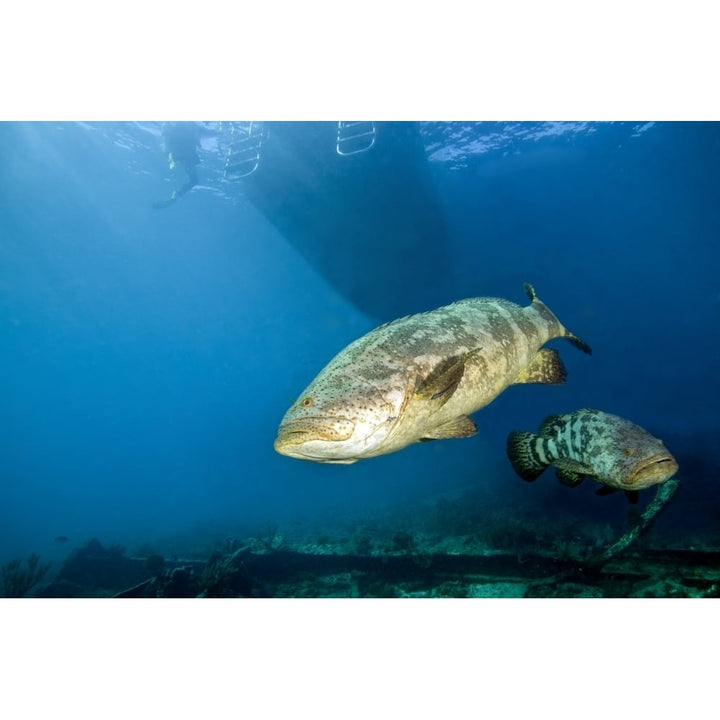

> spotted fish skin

[
  {"left": 507, "top": 409, "right": 679, "bottom": 496},
  {"left": 274, "top": 284, "right": 591, "bottom": 463}
]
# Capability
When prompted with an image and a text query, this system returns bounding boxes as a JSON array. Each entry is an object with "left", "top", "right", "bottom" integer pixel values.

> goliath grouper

[
  {"left": 274, "top": 284, "right": 591, "bottom": 463},
  {"left": 506, "top": 409, "right": 679, "bottom": 503}
]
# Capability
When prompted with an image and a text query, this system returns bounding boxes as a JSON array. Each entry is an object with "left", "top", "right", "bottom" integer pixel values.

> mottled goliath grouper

[
  {"left": 507, "top": 409, "right": 679, "bottom": 503},
  {"left": 275, "top": 284, "right": 591, "bottom": 463}
]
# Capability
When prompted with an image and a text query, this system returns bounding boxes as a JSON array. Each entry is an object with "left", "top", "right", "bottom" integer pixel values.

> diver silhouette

[{"left": 152, "top": 122, "right": 204, "bottom": 209}]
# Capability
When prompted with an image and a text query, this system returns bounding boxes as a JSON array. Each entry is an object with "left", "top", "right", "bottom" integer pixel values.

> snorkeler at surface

[{"left": 152, "top": 122, "right": 204, "bottom": 209}]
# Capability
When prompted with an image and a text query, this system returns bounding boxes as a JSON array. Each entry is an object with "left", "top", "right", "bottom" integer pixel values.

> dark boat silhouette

[{"left": 228, "top": 121, "right": 454, "bottom": 320}]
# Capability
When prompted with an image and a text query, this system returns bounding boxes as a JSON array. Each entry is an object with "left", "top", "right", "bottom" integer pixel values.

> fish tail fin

[
  {"left": 563, "top": 328, "right": 592, "bottom": 355},
  {"left": 523, "top": 283, "right": 539, "bottom": 302},
  {"left": 506, "top": 430, "right": 549, "bottom": 482},
  {"left": 523, "top": 283, "right": 592, "bottom": 355}
]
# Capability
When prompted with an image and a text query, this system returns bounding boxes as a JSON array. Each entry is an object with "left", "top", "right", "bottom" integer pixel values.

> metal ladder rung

[
  {"left": 225, "top": 155, "right": 260, "bottom": 178},
  {"left": 341, "top": 130, "right": 374, "bottom": 142},
  {"left": 227, "top": 146, "right": 260, "bottom": 161},
  {"left": 225, "top": 162, "right": 259, "bottom": 176}
]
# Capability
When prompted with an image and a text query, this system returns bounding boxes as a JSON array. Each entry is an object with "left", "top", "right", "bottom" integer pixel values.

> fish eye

[{"left": 300, "top": 396, "right": 314, "bottom": 408}]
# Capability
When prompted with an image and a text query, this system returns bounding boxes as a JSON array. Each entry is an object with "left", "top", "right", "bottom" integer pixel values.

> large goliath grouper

[
  {"left": 507, "top": 409, "right": 679, "bottom": 503},
  {"left": 274, "top": 284, "right": 591, "bottom": 463}
]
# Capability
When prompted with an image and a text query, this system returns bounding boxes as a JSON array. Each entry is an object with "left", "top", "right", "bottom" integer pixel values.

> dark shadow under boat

[{"left": 230, "top": 121, "right": 454, "bottom": 320}]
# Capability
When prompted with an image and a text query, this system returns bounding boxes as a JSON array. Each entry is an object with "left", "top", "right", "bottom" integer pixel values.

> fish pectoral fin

[
  {"left": 553, "top": 458, "right": 592, "bottom": 487},
  {"left": 555, "top": 468, "right": 584, "bottom": 487},
  {"left": 421, "top": 415, "right": 477, "bottom": 440},
  {"left": 513, "top": 348, "right": 567, "bottom": 385},
  {"left": 595, "top": 486, "right": 617, "bottom": 497},
  {"left": 596, "top": 487, "right": 638, "bottom": 503},
  {"left": 624, "top": 490, "right": 640, "bottom": 504},
  {"left": 414, "top": 351, "right": 478, "bottom": 406}
]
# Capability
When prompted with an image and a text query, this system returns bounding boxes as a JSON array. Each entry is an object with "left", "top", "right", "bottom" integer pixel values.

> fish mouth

[
  {"left": 628, "top": 453, "right": 679, "bottom": 488},
  {"left": 274, "top": 416, "right": 356, "bottom": 451}
]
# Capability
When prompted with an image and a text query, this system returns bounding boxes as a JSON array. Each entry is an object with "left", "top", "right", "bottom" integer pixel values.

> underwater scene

[{"left": 1, "top": 120, "right": 719, "bottom": 598}]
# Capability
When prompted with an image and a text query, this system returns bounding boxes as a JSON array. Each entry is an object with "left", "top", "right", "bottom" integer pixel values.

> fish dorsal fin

[
  {"left": 414, "top": 351, "right": 478, "bottom": 406},
  {"left": 374, "top": 313, "right": 414, "bottom": 331},
  {"left": 421, "top": 415, "right": 477, "bottom": 440},
  {"left": 513, "top": 348, "right": 567, "bottom": 385},
  {"left": 539, "top": 413, "right": 566, "bottom": 436}
]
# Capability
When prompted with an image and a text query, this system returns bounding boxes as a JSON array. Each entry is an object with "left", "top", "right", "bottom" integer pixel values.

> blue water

[{"left": 1, "top": 121, "right": 719, "bottom": 571}]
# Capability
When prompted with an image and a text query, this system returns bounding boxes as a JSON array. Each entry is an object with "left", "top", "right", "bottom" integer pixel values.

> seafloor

[{"left": 6, "top": 485, "right": 718, "bottom": 599}]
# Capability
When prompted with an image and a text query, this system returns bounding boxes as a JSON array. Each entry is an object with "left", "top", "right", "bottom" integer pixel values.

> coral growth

[{"left": 1, "top": 553, "right": 52, "bottom": 597}]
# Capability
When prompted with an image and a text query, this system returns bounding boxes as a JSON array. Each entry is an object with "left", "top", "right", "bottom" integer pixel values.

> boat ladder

[
  {"left": 336, "top": 121, "right": 376, "bottom": 156},
  {"left": 224, "top": 122, "right": 264, "bottom": 179}
]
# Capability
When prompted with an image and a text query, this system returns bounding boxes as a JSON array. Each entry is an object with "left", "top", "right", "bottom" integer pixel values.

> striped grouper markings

[{"left": 507, "top": 409, "right": 679, "bottom": 501}]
